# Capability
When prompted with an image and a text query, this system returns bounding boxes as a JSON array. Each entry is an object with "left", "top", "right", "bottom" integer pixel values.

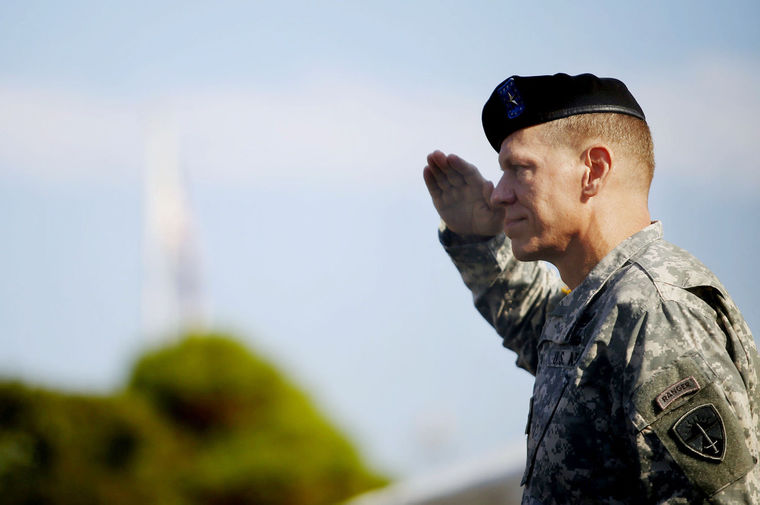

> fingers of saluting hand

[
  {"left": 423, "top": 151, "right": 449, "bottom": 197},
  {"left": 426, "top": 150, "right": 467, "bottom": 188},
  {"left": 423, "top": 164, "right": 443, "bottom": 198},
  {"left": 446, "top": 153, "right": 485, "bottom": 185}
]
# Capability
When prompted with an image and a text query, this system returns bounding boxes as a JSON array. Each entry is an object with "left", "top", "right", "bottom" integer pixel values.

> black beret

[{"left": 481, "top": 73, "right": 646, "bottom": 152}]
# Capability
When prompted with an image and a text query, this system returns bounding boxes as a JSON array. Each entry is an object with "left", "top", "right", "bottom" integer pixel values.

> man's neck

[{"left": 554, "top": 213, "right": 651, "bottom": 289}]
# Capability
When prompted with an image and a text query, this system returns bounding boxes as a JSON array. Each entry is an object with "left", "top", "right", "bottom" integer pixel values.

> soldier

[{"left": 423, "top": 73, "right": 760, "bottom": 504}]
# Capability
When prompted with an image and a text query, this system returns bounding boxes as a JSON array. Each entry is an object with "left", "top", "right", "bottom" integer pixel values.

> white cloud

[
  {"left": 636, "top": 56, "right": 760, "bottom": 189},
  {"left": 0, "top": 86, "right": 143, "bottom": 182},
  {"left": 0, "top": 77, "right": 488, "bottom": 190},
  {"left": 170, "top": 77, "right": 488, "bottom": 189}
]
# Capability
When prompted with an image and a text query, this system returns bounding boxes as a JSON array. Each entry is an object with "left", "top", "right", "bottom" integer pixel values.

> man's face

[{"left": 492, "top": 124, "right": 584, "bottom": 263}]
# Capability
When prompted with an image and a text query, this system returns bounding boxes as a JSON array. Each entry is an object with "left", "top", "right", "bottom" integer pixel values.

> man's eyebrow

[
  {"left": 498, "top": 154, "right": 514, "bottom": 167},
  {"left": 499, "top": 155, "right": 532, "bottom": 169}
]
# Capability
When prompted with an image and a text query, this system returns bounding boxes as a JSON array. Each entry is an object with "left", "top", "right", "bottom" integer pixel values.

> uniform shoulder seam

[{"left": 627, "top": 259, "right": 665, "bottom": 303}]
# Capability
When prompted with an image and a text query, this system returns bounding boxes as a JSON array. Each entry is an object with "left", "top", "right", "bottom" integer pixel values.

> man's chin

[{"left": 510, "top": 241, "right": 543, "bottom": 262}]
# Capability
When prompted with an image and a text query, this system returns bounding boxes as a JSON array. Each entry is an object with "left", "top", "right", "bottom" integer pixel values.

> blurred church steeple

[{"left": 142, "top": 111, "right": 207, "bottom": 340}]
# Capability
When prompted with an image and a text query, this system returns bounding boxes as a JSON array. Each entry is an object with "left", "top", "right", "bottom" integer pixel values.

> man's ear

[{"left": 581, "top": 146, "right": 612, "bottom": 198}]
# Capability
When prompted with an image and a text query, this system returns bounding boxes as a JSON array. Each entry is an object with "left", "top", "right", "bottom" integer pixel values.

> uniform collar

[{"left": 543, "top": 221, "right": 663, "bottom": 341}]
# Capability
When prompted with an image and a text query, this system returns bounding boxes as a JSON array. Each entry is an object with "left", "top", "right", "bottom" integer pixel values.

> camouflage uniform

[{"left": 441, "top": 220, "right": 760, "bottom": 504}]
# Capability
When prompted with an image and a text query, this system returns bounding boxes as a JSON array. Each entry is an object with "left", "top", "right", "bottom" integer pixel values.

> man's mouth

[{"left": 504, "top": 216, "right": 527, "bottom": 235}]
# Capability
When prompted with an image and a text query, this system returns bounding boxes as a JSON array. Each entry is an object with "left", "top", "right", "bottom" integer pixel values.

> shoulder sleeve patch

[
  {"left": 630, "top": 353, "right": 755, "bottom": 496},
  {"left": 671, "top": 403, "right": 725, "bottom": 461}
]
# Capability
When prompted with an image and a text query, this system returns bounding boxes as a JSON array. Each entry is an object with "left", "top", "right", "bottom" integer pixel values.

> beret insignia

[{"left": 496, "top": 77, "right": 525, "bottom": 119}]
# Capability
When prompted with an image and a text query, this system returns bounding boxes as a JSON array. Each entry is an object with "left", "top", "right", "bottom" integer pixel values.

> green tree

[
  {"left": 0, "top": 332, "right": 386, "bottom": 505},
  {"left": 129, "top": 333, "right": 385, "bottom": 505},
  {"left": 0, "top": 382, "right": 185, "bottom": 505}
]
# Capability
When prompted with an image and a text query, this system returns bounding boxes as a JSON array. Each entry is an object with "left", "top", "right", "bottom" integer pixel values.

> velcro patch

[{"left": 656, "top": 376, "right": 700, "bottom": 411}]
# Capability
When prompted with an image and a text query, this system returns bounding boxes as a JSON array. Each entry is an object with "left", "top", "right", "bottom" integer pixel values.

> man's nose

[{"left": 490, "top": 173, "right": 516, "bottom": 207}]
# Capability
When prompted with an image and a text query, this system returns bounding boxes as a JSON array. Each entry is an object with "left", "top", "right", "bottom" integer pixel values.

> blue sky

[{"left": 1, "top": 0, "right": 759, "bottom": 478}]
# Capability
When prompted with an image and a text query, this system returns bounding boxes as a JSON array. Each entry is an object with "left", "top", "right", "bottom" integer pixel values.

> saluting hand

[{"left": 423, "top": 151, "right": 505, "bottom": 237}]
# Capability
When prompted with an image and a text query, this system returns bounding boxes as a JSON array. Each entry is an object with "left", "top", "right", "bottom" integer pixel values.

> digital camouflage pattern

[{"left": 440, "top": 221, "right": 760, "bottom": 504}]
